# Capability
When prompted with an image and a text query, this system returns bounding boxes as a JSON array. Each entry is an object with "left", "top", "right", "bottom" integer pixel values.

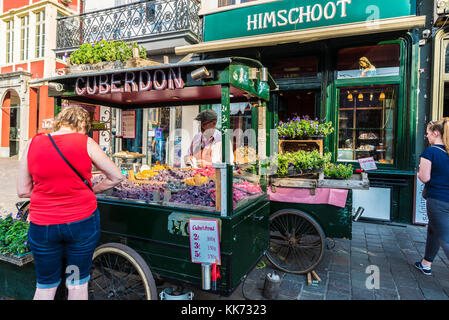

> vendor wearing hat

[{"left": 185, "top": 109, "right": 233, "bottom": 168}]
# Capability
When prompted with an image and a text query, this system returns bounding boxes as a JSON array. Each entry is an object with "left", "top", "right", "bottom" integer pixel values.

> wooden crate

[
  {"left": 65, "top": 60, "right": 125, "bottom": 75},
  {"left": 278, "top": 139, "right": 323, "bottom": 155},
  {"left": 269, "top": 173, "right": 369, "bottom": 194}
]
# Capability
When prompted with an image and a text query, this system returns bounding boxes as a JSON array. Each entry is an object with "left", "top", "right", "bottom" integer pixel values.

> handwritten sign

[
  {"left": 413, "top": 176, "right": 428, "bottom": 225},
  {"left": 358, "top": 157, "right": 377, "bottom": 171},
  {"left": 121, "top": 110, "right": 136, "bottom": 139},
  {"left": 189, "top": 219, "right": 221, "bottom": 265}
]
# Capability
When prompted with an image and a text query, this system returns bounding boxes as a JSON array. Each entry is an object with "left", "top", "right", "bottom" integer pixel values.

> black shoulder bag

[
  {"left": 422, "top": 145, "right": 448, "bottom": 199},
  {"left": 47, "top": 134, "right": 94, "bottom": 192}
]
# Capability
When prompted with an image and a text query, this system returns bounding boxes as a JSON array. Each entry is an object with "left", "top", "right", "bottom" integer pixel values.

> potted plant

[
  {"left": 273, "top": 150, "right": 331, "bottom": 177},
  {"left": 277, "top": 116, "right": 334, "bottom": 155},
  {"left": 277, "top": 116, "right": 334, "bottom": 140},
  {"left": 323, "top": 163, "right": 354, "bottom": 180},
  {"left": 67, "top": 40, "right": 149, "bottom": 74}
]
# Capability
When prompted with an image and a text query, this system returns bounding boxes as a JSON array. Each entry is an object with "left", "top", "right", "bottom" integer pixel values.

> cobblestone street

[
  {"left": 187, "top": 221, "right": 449, "bottom": 300},
  {"left": 2, "top": 158, "right": 449, "bottom": 300},
  {"left": 0, "top": 157, "right": 21, "bottom": 217}
]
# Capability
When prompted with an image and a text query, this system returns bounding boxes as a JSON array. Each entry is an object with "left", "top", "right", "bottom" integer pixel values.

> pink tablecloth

[{"left": 267, "top": 186, "right": 349, "bottom": 208}]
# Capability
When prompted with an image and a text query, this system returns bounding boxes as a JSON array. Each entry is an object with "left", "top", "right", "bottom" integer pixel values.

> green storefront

[{"left": 176, "top": 0, "right": 430, "bottom": 224}]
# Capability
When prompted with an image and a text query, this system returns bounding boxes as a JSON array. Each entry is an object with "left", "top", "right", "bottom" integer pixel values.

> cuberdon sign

[{"left": 75, "top": 67, "right": 185, "bottom": 95}]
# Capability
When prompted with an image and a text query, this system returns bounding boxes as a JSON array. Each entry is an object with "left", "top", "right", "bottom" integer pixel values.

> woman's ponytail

[{"left": 443, "top": 119, "right": 449, "bottom": 154}]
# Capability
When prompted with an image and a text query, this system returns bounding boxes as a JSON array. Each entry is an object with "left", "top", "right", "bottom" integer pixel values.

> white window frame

[
  {"left": 35, "top": 10, "right": 45, "bottom": 58},
  {"left": 6, "top": 19, "right": 14, "bottom": 64},
  {"left": 20, "top": 15, "right": 30, "bottom": 61}
]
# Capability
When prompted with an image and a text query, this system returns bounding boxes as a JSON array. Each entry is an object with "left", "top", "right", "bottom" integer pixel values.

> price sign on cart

[
  {"left": 189, "top": 219, "right": 221, "bottom": 265},
  {"left": 358, "top": 157, "right": 378, "bottom": 171}
]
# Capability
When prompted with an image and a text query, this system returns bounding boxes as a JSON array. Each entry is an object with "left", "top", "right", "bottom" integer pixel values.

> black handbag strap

[{"left": 47, "top": 134, "right": 93, "bottom": 192}]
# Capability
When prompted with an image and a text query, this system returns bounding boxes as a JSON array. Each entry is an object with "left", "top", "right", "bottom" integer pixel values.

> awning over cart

[{"left": 33, "top": 57, "right": 278, "bottom": 108}]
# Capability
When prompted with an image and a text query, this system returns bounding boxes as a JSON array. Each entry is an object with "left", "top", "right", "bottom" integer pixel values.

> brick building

[{"left": 0, "top": 0, "right": 81, "bottom": 158}]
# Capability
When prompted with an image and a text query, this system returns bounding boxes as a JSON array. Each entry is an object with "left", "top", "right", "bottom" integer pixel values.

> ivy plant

[{"left": 69, "top": 40, "right": 147, "bottom": 65}]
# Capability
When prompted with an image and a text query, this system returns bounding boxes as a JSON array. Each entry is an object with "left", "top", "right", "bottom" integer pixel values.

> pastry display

[
  {"left": 358, "top": 144, "right": 375, "bottom": 151},
  {"left": 113, "top": 150, "right": 145, "bottom": 158},
  {"left": 358, "top": 133, "right": 378, "bottom": 140}
]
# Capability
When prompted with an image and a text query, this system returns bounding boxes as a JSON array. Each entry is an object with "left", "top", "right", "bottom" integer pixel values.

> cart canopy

[{"left": 37, "top": 57, "right": 278, "bottom": 108}]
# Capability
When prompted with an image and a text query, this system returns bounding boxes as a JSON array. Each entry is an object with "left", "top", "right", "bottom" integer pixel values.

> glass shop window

[
  {"left": 269, "top": 56, "right": 319, "bottom": 79},
  {"left": 211, "top": 102, "right": 257, "bottom": 165},
  {"left": 337, "top": 44, "right": 400, "bottom": 79},
  {"left": 337, "top": 86, "right": 396, "bottom": 164}
]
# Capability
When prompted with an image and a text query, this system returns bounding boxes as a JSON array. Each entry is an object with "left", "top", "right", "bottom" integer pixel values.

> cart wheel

[
  {"left": 89, "top": 243, "right": 158, "bottom": 300},
  {"left": 266, "top": 209, "right": 325, "bottom": 274}
]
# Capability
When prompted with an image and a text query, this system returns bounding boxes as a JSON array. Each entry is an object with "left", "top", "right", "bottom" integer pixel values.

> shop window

[
  {"left": 337, "top": 44, "right": 400, "bottom": 79},
  {"left": 269, "top": 57, "right": 319, "bottom": 79},
  {"left": 211, "top": 102, "right": 257, "bottom": 162},
  {"left": 337, "top": 86, "right": 396, "bottom": 164}
]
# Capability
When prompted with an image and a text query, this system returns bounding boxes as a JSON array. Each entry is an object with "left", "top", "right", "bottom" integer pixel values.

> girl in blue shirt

[{"left": 416, "top": 119, "right": 449, "bottom": 275}]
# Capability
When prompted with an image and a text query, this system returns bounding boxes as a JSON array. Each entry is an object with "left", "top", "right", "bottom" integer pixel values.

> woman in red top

[{"left": 17, "top": 106, "right": 124, "bottom": 300}]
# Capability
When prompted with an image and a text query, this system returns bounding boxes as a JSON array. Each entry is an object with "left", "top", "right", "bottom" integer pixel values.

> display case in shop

[{"left": 337, "top": 85, "right": 396, "bottom": 164}]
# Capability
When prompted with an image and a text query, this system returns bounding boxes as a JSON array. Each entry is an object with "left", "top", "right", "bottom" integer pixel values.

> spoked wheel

[
  {"left": 266, "top": 209, "right": 326, "bottom": 274},
  {"left": 89, "top": 243, "right": 158, "bottom": 300}
]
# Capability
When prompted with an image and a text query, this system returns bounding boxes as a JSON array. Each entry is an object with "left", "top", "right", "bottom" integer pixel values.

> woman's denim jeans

[{"left": 424, "top": 198, "right": 449, "bottom": 262}]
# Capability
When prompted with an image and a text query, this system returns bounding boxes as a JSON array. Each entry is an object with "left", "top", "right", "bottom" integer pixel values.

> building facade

[
  {"left": 0, "top": 0, "right": 81, "bottom": 158},
  {"left": 175, "top": 0, "right": 434, "bottom": 225}
]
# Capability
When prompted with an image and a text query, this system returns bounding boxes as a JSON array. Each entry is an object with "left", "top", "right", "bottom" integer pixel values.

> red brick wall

[
  {"left": 37, "top": 86, "right": 54, "bottom": 134},
  {"left": 15, "top": 63, "right": 28, "bottom": 72},
  {"left": 30, "top": 60, "right": 45, "bottom": 79},
  {"left": 3, "top": 0, "right": 28, "bottom": 13},
  {"left": 1, "top": 66, "right": 13, "bottom": 73}
]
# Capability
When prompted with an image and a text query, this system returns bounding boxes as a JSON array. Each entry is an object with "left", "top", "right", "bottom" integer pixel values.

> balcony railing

[{"left": 56, "top": 0, "right": 202, "bottom": 50}]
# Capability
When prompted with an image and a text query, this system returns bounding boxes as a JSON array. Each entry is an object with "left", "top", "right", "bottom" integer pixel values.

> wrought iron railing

[{"left": 56, "top": 0, "right": 202, "bottom": 50}]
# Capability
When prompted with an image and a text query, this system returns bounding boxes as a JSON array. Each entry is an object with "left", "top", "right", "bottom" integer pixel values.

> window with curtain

[
  {"left": 20, "top": 15, "right": 29, "bottom": 61},
  {"left": 35, "top": 10, "right": 45, "bottom": 58},
  {"left": 6, "top": 20, "right": 14, "bottom": 64}
]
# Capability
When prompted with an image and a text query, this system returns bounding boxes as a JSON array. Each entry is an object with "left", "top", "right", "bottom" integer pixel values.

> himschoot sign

[{"left": 203, "top": 0, "right": 417, "bottom": 42}]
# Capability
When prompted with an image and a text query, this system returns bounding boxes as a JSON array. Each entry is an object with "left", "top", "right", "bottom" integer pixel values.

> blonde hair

[
  {"left": 53, "top": 106, "right": 91, "bottom": 133},
  {"left": 428, "top": 119, "right": 449, "bottom": 154}
]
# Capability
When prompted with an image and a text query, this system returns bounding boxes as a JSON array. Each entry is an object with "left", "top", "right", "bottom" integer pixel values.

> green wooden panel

[
  {"left": 0, "top": 261, "right": 35, "bottom": 300},
  {"left": 96, "top": 195, "right": 270, "bottom": 295}
]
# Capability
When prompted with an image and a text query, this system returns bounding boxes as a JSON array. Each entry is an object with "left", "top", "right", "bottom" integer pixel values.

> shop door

[{"left": 9, "top": 104, "right": 19, "bottom": 157}]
